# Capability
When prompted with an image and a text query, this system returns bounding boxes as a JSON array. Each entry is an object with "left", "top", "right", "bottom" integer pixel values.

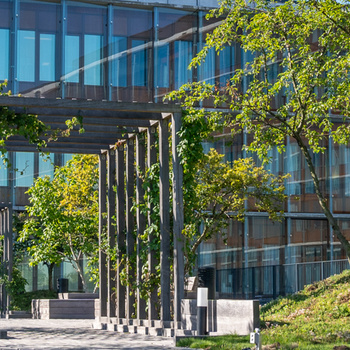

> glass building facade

[{"left": 0, "top": 0, "right": 349, "bottom": 297}]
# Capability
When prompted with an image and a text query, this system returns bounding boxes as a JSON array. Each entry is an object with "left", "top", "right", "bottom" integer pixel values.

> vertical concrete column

[
  {"left": 107, "top": 149, "right": 116, "bottom": 319},
  {"left": 116, "top": 144, "right": 126, "bottom": 320},
  {"left": 172, "top": 113, "right": 184, "bottom": 325},
  {"left": 0, "top": 209, "right": 6, "bottom": 314},
  {"left": 126, "top": 138, "right": 135, "bottom": 319},
  {"left": 136, "top": 133, "right": 147, "bottom": 321},
  {"left": 159, "top": 118, "right": 171, "bottom": 322},
  {"left": 7, "top": 206, "right": 12, "bottom": 314},
  {"left": 147, "top": 127, "right": 158, "bottom": 322},
  {"left": 2, "top": 207, "right": 12, "bottom": 314},
  {"left": 98, "top": 152, "right": 108, "bottom": 319},
  {"left": 0, "top": 209, "right": 3, "bottom": 316}
]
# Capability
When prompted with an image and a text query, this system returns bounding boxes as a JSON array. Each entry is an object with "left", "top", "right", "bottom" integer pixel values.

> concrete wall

[
  {"left": 181, "top": 299, "right": 260, "bottom": 335},
  {"left": 32, "top": 299, "right": 95, "bottom": 319}
]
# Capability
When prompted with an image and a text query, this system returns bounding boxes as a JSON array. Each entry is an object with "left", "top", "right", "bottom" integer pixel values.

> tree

[
  {"left": 167, "top": 0, "right": 350, "bottom": 263},
  {"left": 19, "top": 154, "right": 99, "bottom": 291},
  {"left": 184, "top": 148, "right": 287, "bottom": 272}
]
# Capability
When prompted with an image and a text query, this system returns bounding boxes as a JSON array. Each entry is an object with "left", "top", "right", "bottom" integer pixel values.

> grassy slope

[
  {"left": 177, "top": 270, "right": 350, "bottom": 349},
  {"left": 261, "top": 269, "right": 350, "bottom": 347}
]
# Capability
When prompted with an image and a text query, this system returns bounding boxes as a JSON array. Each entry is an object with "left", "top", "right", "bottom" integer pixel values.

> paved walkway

[{"left": 0, "top": 319, "right": 188, "bottom": 350}]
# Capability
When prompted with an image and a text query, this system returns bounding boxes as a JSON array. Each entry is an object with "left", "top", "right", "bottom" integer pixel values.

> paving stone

[{"left": 0, "top": 319, "right": 191, "bottom": 349}]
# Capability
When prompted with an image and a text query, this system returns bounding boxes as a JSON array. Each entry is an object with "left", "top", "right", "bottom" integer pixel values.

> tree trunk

[
  {"left": 295, "top": 135, "right": 350, "bottom": 264},
  {"left": 73, "top": 258, "right": 87, "bottom": 292},
  {"left": 48, "top": 263, "right": 55, "bottom": 291}
]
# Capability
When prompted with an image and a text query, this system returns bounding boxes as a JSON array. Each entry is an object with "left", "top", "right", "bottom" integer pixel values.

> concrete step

[
  {"left": 116, "top": 324, "right": 129, "bottom": 333},
  {"left": 8, "top": 311, "right": 32, "bottom": 319},
  {"left": 148, "top": 327, "right": 163, "bottom": 336},
  {"left": 106, "top": 323, "right": 117, "bottom": 331},
  {"left": 163, "top": 328, "right": 174, "bottom": 337},
  {"left": 92, "top": 322, "right": 107, "bottom": 330},
  {"left": 136, "top": 326, "right": 149, "bottom": 335},
  {"left": 101, "top": 318, "right": 188, "bottom": 338},
  {"left": 175, "top": 329, "right": 196, "bottom": 336}
]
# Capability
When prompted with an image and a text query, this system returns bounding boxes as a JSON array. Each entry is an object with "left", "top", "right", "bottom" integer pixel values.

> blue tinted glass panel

[
  {"left": 16, "top": 152, "right": 34, "bottom": 187},
  {"left": 84, "top": 35, "right": 103, "bottom": 86},
  {"left": 18, "top": 30, "right": 35, "bottom": 82},
  {"left": 174, "top": 41, "right": 192, "bottom": 89},
  {"left": 63, "top": 154, "right": 73, "bottom": 164},
  {"left": 200, "top": 47, "right": 215, "bottom": 85},
  {"left": 0, "top": 158, "right": 7, "bottom": 187},
  {"left": 0, "top": 29, "right": 9, "bottom": 81},
  {"left": 65, "top": 35, "right": 79, "bottom": 83},
  {"left": 156, "top": 44, "right": 169, "bottom": 88},
  {"left": 40, "top": 34, "right": 55, "bottom": 82},
  {"left": 39, "top": 154, "right": 54, "bottom": 178},
  {"left": 219, "top": 46, "right": 234, "bottom": 85},
  {"left": 111, "top": 36, "right": 127, "bottom": 87},
  {"left": 132, "top": 40, "right": 147, "bottom": 87}
]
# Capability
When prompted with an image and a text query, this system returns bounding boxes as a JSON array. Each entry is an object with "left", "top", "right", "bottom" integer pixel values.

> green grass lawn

[{"left": 177, "top": 270, "right": 350, "bottom": 349}]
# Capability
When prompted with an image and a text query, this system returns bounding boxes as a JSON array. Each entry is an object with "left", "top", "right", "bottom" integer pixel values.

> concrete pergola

[{"left": 0, "top": 96, "right": 185, "bottom": 327}]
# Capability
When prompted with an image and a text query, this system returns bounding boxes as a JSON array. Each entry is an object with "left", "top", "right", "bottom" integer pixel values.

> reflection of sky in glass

[
  {"left": 156, "top": 44, "right": 169, "bottom": 88},
  {"left": 0, "top": 29, "right": 9, "bottom": 81},
  {"left": 175, "top": 41, "right": 192, "bottom": 89},
  {"left": 65, "top": 35, "right": 79, "bottom": 83},
  {"left": 0, "top": 155, "right": 7, "bottom": 187},
  {"left": 40, "top": 34, "right": 55, "bottom": 81},
  {"left": 39, "top": 154, "right": 54, "bottom": 178},
  {"left": 84, "top": 34, "right": 102, "bottom": 86},
  {"left": 16, "top": 152, "right": 34, "bottom": 187},
  {"left": 132, "top": 40, "right": 147, "bottom": 87},
  {"left": 111, "top": 36, "right": 127, "bottom": 87},
  {"left": 18, "top": 30, "right": 35, "bottom": 82}
]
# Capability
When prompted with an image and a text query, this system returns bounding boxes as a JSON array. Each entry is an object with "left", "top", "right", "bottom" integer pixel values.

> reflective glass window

[
  {"left": 84, "top": 34, "right": 103, "bottom": 86},
  {"left": 40, "top": 33, "right": 55, "bottom": 82},
  {"left": 200, "top": 47, "right": 215, "bottom": 84},
  {"left": 247, "top": 217, "right": 282, "bottom": 268},
  {"left": 219, "top": 46, "right": 234, "bottom": 86},
  {"left": 63, "top": 154, "right": 73, "bottom": 164},
  {"left": 17, "top": 1, "right": 59, "bottom": 97},
  {"left": 156, "top": 44, "right": 169, "bottom": 88},
  {"left": 0, "top": 158, "right": 7, "bottom": 187},
  {"left": 0, "top": 29, "right": 9, "bottom": 81},
  {"left": 65, "top": 35, "right": 80, "bottom": 83},
  {"left": 111, "top": 7, "right": 152, "bottom": 102},
  {"left": 331, "top": 140, "right": 350, "bottom": 213},
  {"left": 287, "top": 219, "right": 329, "bottom": 264},
  {"left": 132, "top": 40, "right": 147, "bottom": 87},
  {"left": 0, "top": 0, "right": 10, "bottom": 83},
  {"left": 174, "top": 41, "right": 192, "bottom": 89},
  {"left": 39, "top": 154, "right": 54, "bottom": 178},
  {"left": 111, "top": 36, "right": 127, "bottom": 87},
  {"left": 66, "top": 3, "right": 106, "bottom": 99},
  {"left": 155, "top": 8, "right": 196, "bottom": 98},
  {"left": 18, "top": 30, "right": 35, "bottom": 82},
  {"left": 16, "top": 152, "right": 34, "bottom": 187}
]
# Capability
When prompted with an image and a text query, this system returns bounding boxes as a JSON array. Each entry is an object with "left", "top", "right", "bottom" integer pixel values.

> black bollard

[{"left": 197, "top": 287, "right": 208, "bottom": 336}]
